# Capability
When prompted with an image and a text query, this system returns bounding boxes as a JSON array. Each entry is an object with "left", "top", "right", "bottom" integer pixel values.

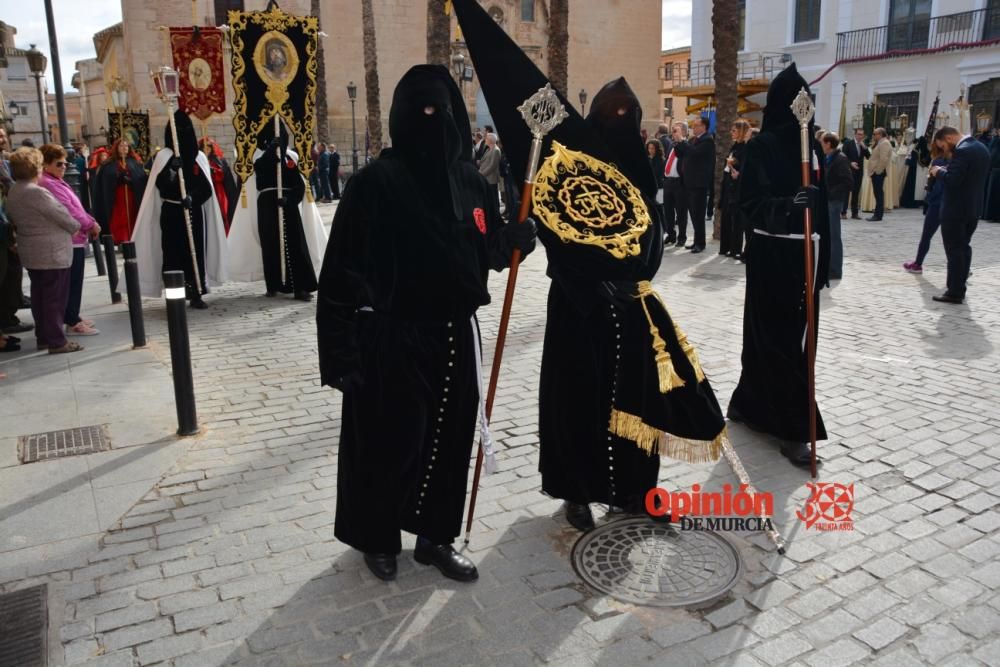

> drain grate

[
  {"left": 0, "top": 584, "right": 48, "bottom": 666},
  {"left": 571, "top": 517, "right": 742, "bottom": 608},
  {"left": 17, "top": 425, "right": 110, "bottom": 464}
]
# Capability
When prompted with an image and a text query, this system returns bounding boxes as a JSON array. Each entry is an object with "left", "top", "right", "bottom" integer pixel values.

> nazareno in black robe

[
  {"left": 156, "top": 112, "right": 212, "bottom": 296},
  {"left": 317, "top": 65, "right": 524, "bottom": 555},
  {"left": 728, "top": 63, "right": 829, "bottom": 444},
  {"left": 254, "top": 142, "right": 318, "bottom": 294}
]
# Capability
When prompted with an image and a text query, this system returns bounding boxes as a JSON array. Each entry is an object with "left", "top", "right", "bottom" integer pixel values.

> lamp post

[
  {"left": 976, "top": 110, "right": 992, "bottom": 135},
  {"left": 579, "top": 88, "right": 588, "bottom": 115},
  {"left": 347, "top": 81, "right": 358, "bottom": 174},
  {"left": 26, "top": 44, "right": 48, "bottom": 144},
  {"left": 108, "top": 75, "right": 129, "bottom": 144},
  {"left": 451, "top": 51, "right": 466, "bottom": 100}
]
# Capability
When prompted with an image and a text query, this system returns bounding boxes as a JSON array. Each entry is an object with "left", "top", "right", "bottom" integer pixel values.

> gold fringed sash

[
  {"left": 609, "top": 408, "right": 724, "bottom": 463},
  {"left": 636, "top": 280, "right": 684, "bottom": 393}
]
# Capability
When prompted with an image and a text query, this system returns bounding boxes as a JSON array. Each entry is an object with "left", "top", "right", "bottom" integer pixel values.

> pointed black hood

[
  {"left": 762, "top": 63, "right": 814, "bottom": 139},
  {"left": 587, "top": 77, "right": 656, "bottom": 197},
  {"left": 164, "top": 109, "right": 198, "bottom": 169},
  {"left": 452, "top": 0, "right": 606, "bottom": 185}
]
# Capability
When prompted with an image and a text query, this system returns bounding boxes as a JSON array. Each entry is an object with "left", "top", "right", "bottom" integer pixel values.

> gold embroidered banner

[
  {"left": 170, "top": 27, "right": 227, "bottom": 121},
  {"left": 227, "top": 3, "right": 318, "bottom": 180},
  {"left": 106, "top": 110, "right": 151, "bottom": 160}
]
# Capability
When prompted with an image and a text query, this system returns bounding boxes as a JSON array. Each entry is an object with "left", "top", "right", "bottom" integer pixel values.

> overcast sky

[{"left": 5, "top": 0, "right": 692, "bottom": 92}]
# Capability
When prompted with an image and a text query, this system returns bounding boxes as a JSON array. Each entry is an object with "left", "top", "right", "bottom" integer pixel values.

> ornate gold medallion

[{"left": 532, "top": 142, "right": 650, "bottom": 259}]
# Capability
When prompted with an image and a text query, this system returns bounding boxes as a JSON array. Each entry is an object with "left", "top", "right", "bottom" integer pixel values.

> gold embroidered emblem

[{"left": 532, "top": 142, "right": 650, "bottom": 259}]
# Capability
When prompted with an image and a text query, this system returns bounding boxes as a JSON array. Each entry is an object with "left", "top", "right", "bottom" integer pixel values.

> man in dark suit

[
  {"left": 656, "top": 123, "right": 672, "bottom": 157},
  {"left": 841, "top": 128, "right": 869, "bottom": 219},
  {"left": 327, "top": 144, "right": 341, "bottom": 199},
  {"left": 662, "top": 121, "right": 687, "bottom": 246},
  {"left": 676, "top": 116, "right": 715, "bottom": 253},
  {"left": 931, "top": 126, "right": 991, "bottom": 304}
]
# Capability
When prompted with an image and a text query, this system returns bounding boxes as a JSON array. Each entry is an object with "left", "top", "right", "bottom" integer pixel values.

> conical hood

[
  {"left": 164, "top": 109, "right": 198, "bottom": 169},
  {"left": 587, "top": 77, "right": 656, "bottom": 196}
]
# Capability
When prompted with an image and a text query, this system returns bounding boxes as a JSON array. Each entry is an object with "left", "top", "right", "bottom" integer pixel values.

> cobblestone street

[{"left": 2, "top": 206, "right": 999, "bottom": 666}]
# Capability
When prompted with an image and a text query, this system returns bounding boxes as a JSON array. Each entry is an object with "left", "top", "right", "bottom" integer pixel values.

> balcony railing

[
  {"left": 670, "top": 52, "right": 786, "bottom": 91},
  {"left": 836, "top": 7, "right": 1000, "bottom": 62}
]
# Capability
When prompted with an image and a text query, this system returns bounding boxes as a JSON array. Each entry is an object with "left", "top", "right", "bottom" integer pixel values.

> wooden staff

[
  {"left": 274, "top": 115, "right": 287, "bottom": 286},
  {"left": 165, "top": 104, "right": 204, "bottom": 296},
  {"left": 465, "top": 84, "right": 568, "bottom": 543},
  {"left": 791, "top": 88, "right": 818, "bottom": 479}
]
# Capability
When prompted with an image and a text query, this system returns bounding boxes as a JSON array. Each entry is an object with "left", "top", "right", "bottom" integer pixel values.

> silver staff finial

[
  {"left": 791, "top": 87, "right": 815, "bottom": 127},
  {"left": 517, "top": 83, "right": 569, "bottom": 140}
]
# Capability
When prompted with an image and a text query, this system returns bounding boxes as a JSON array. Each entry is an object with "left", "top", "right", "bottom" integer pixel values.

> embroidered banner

[
  {"left": 227, "top": 3, "right": 318, "bottom": 180},
  {"left": 106, "top": 110, "right": 151, "bottom": 160},
  {"left": 169, "top": 27, "right": 227, "bottom": 121}
]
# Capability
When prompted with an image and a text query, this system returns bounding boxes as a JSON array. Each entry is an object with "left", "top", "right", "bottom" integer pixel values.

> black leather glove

[
  {"left": 598, "top": 280, "right": 637, "bottom": 312},
  {"left": 266, "top": 138, "right": 281, "bottom": 153},
  {"left": 169, "top": 157, "right": 182, "bottom": 171},
  {"left": 276, "top": 196, "right": 288, "bottom": 207},
  {"left": 792, "top": 185, "right": 818, "bottom": 212},
  {"left": 503, "top": 216, "right": 537, "bottom": 255},
  {"left": 181, "top": 195, "right": 193, "bottom": 210}
]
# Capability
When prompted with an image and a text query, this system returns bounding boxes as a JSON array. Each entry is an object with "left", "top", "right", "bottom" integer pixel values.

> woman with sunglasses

[{"left": 39, "top": 144, "right": 101, "bottom": 336}]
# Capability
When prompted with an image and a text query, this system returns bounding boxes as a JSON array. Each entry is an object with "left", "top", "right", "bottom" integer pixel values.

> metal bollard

[
  {"left": 163, "top": 271, "right": 198, "bottom": 436},
  {"left": 90, "top": 237, "right": 107, "bottom": 276},
  {"left": 120, "top": 242, "right": 146, "bottom": 348},
  {"left": 101, "top": 235, "right": 122, "bottom": 304}
]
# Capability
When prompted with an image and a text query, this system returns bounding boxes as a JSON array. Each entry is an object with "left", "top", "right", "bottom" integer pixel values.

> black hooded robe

[
  {"left": 728, "top": 64, "right": 829, "bottom": 444},
  {"left": 254, "top": 145, "right": 318, "bottom": 294},
  {"left": 983, "top": 136, "right": 1000, "bottom": 222},
  {"left": 157, "top": 112, "right": 212, "bottom": 296},
  {"left": 317, "top": 65, "right": 523, "bottom": 554}
]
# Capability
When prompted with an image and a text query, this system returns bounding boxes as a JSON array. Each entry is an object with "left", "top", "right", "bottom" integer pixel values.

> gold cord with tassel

[
  {"left": 637, "top": 281, "right": 684, "bottom": 393},
  {"left": 673, "top": 322, "right": 706, "bottom": 383}
]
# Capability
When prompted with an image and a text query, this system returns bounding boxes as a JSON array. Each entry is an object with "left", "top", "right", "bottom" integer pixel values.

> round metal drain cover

[{"left": 571, "top": 517, "right": 742, "bottom": 608}]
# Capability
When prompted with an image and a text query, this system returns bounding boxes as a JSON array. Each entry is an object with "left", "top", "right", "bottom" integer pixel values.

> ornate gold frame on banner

[{"left": 228, "top": 5, "right": 318, "bottom": 181}]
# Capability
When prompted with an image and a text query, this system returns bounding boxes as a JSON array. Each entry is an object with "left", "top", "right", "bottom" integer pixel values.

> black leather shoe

[
  {"left": 189, "top": 298, "right": 209, "bottom": 309},
  {"left": 664, "top": 235, "right": 676, "bottom": 245},
  {"left": 674, "top": 239, "right": 686, "bottom": 248},
  {"left": 414, "top": 539, "right": 478, "bottom": 582},
  {"left": 364, "top": 552, "right": 397, "bottom": 581},
  {"left": 865, "top": 216, "right": 882, "bottom": 221},
  {"left": 265, "top": 290, "right": 277, "bottom": 297},
  {"left": 294, "top": 291, "right": 313, "bottom": 302},
  {"left": 690, "top": 246, "right": 704, "bottom": 254},
  {"left": 851, "top": 214, "right": 861, "bottom": 219},
  {"left": 2, "top": 323, "right": 33, "bottom": 334},
  {"left": 932, "top": 293, "right": 964, "bottom": 304},
  {"left": 780, "top": 441, "right": 822, "bottom": 468},
  {"left": 564, "top": 502, "right": 595, "bottom": 532}
]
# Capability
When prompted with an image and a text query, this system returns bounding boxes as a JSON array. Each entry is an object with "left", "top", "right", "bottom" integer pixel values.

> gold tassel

[
  {"left": 240, "top": 188, "right": 248, "bottom": 209},
  {"left": 305, "top": 187, "right": 314, "bottom": 203},
  {"left": 673, "top": 322, "right": 706, "bottom": 383},
  {"left": 637, "top": 281, "right": 684, "bottom": 393},
  {"left": 608, "top": 408, "right": 724, "bottom": 463}
]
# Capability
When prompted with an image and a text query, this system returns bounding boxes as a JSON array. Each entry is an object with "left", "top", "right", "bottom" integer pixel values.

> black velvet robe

[
  {"left": 253, "top": 150, "right": 318, "bottom": 294},
  {"left": 156, "top": 161, "right": 212, "bottom": 295},
  {"left": 901, "top": 148, "right": 920, "bottom": 209},
  {"left": 719, "top": 141, "right": 747, "bottom": 255},
  {"left": 317, "top": 153, "right": 515, "bottom": 554},
  {"left": 728, "top": 131, "right": 829, "bottom": 443}
]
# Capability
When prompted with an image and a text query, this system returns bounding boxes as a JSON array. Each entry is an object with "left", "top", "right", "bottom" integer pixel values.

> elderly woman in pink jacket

[
  {"left": 5, "top": 147, "right": 83, "bottom": 353},
  {"left": 39, "top": 144, "right": 101, "bottom": 335}
]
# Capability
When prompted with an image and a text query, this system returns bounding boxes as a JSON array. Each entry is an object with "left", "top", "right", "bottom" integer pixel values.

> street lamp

[
  {"left": 851, "top": 112, "right": 864, "bottom": 132},
  {"left": 347, "top": 81, "right": 358, "bottom": 174},
  {"left": 976, "top": 110, "right": 992, "bottom": 134},
  {"left": 579, "top": 89, "right": 588, "bottom": 115},
  {"left": 26, "top": 44, "right": 48, "bottom": 144},
  {"left": 108, "top": 75, "right": 130, "bottom": 144}
]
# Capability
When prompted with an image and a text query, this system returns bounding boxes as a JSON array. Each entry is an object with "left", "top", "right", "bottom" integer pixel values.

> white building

[
  {"left": 0, "top": 22, "right": 50, "bottom": 147},
  {"left": 686, "top": 0, "right": 1000, "bottom": 138}
]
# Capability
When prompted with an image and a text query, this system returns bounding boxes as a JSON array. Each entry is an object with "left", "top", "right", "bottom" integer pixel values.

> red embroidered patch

[{"left": 473, "top": 208, "right": 487, "bottom": 234}]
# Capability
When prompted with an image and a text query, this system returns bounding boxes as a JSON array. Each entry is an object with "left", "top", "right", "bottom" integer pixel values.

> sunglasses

[{"left": 54, "top": 161, "right": 68, "bottom": 167}]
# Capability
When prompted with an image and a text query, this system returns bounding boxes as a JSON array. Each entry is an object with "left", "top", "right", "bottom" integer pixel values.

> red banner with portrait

[{"left": 169, "top": 27, "right": 226, "bottom": 121}]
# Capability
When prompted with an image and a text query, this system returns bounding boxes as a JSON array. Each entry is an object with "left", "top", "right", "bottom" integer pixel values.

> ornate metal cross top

[
  {"left": 518, "top": 83, "right": 569, "bottom": 140},
  {"left": 791, "top": 87, "right": 815, "bottom": 127}
]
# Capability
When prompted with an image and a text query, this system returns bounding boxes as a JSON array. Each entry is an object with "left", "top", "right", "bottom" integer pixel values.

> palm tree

[
  {"left": 547, "top": 0, "right": 569, "bottom": 97},
  {"left": 362, "top": 0, "right": 383, "bottom": 155},
  {"left": 711, "top": 0, "right": 739, "bottom": 238},
  {"left": 426, "top": 0, "right": 451, "bottom": 66},
  {"left": 311, "top": 0, "right": 329, "bottom": 143}
]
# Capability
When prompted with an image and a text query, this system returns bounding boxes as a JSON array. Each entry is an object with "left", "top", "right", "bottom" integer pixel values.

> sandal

[
  {"left": 66, "top": 322, "right": 100, "bottom": 336},
  {"left": 48, "top": 341, "right": 84, "bottom": 354}
]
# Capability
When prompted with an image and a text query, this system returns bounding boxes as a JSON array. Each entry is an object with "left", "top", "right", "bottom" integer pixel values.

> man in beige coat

[{"left": 867, "top": 127, "right": 892, "bottom": 221}]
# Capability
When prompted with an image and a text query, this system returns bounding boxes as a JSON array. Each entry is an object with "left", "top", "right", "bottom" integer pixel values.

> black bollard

[
  {"left": 101, "top": 234, "right": 122, "bottom": 304},
  {"left": 163, "top": 271, "right": 198, "bottom": 436},
  {"left": 120, "top": 241, "right": 146, "bottom": 348},
  {"left": 91, "top": 237, "right": 107, "bottom": 276}
]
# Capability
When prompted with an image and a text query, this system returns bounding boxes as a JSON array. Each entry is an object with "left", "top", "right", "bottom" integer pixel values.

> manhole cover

[
  {"left": 571, "top": 517, "right": 742, "bottom": 608},
  {"left": 0, "top": 584, "right": 47, "bottom": 666},
  {"left": 17, "top": 425, "right": 110, "bottom": 464}
]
